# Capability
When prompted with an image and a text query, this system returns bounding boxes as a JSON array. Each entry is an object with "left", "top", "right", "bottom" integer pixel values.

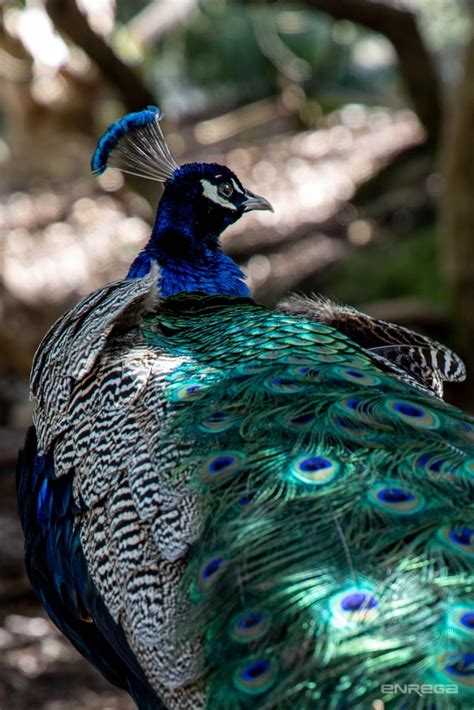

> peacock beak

[{"left": 242, "top": 191, "right": 274, "bottom": 213}]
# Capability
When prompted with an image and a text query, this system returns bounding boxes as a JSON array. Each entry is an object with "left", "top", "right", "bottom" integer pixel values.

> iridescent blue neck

[{"left": 127, "top": 186, "right": 249, "bottom": 298}]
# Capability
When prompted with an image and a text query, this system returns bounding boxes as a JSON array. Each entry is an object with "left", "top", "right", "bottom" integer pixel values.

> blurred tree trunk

[
  {"left": 0, "top": 24, "right": 98, "bottom": 188},
  {"left": 442, "top": 28, "right": 474, "bottom": 376},
  {"left": 249, "top": 0, "right": 443, "bottom": 143},
  {"left": 45, "top": 0, "right": 156, "bottom": 111}
]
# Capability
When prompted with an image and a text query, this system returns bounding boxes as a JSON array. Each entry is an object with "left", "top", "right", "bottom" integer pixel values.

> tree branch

[
  {"left": 246, "top": 0, "right": 443, "bottom": 142},
  {"left": 45, "top": 0, "right": 156, "bottom": 112}
]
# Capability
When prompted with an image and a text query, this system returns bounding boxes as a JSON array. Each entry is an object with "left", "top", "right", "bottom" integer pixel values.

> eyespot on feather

[
  {"left": 230, "top": 609, "right": 272, "bottom": 643},
  {"left": 283, "top": 410, "right": 316, "bottom": 431},
  {"left": 329, "top": 587, "right": 379, "bottom": 627},
  {"left": 235, "top": 490, "right": 257, "bottom": 510},
  {"left": 232, "top": 657, "right": 279, "bottom": 695},
  {"left": 197, "top": 552, "right": 228, "bottom": 593},
  {"left": 198, "top": 410, "right": 240, "bottom": 433},
  {"left": 437, "top": 526, "right": 474, "bottom": 557},
  {"left": 333, "top": 366, "right": 381, "bottom": 386},
  {"left": 289, "top": 454, "right": 341, "bottom": 485},
  {"left": 264, "top": 376, "right": 306, "bottom": 394},
  {"left": 368, "top": 483, "right": 425, "bottom": 515},
  {"left": 386, "top": 399, "right": 440, "bottom": 429},
  {"left": 438, "top": 652, "right": 474, "bottom": 689},
  {"left": 167, "top": 380, "right": 209, "bottom": 402},
  {"left": 454, "top": 421, "right": 474, "bottom": 443},
  {"left": 200, "top": 451, "right": 246, "bottom": 484},
  {"left": 447, "top": 606, "right": 474, "bottom": 639}
]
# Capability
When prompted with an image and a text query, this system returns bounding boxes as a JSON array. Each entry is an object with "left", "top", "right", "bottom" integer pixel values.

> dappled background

[{"left": 0, "top": 0, "right": 473, "bottom": 707}]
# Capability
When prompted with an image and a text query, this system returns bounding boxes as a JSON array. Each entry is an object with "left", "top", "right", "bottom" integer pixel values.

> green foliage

[
  {"left": 329, "top": 226, "right": 448, "bottom": 306},
  {"left": 146, "top": 1, "right": 397, "bottom": 113},
  {"left": 182, "top": 3, "right": 275, "bottom": 92}
]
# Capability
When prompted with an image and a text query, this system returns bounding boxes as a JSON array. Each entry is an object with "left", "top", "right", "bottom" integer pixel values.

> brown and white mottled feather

[
  {"left": 278, "top": 294, "right": 466, "bottom": 398},
  {"left": 30, "top": 269, "right": 205, "bottom": 709}
]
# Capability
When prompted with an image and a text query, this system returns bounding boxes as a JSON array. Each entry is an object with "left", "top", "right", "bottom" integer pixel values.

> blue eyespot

[
  {"left": 283, "top": 410, "right": 315, "bottom": 431},
  {"left": 169, "top": 381, "right": 208, "bottom": 401},
  {"left": 396, "top": 403, "right": 423, "bottom": 417},
  {"left": 290, "top": 454, "right": 340, "bottom": 486},
  {"left": 233, "top": 657, "right": 279, "bottom": 695},
  {"left": 199, "top": 409, "right": 241, "bottom": 433},
  {"left": 436, "top": 650, "right": 474, "bottom": 688},
  {"left": 301, "top": 457, "right": 331, "bottom": 471},
  {"left": 346, "top": 398, "right": 360, "bottom": 410},
  {"left": 437, "top": 526, "right": 474, "bottom": 557},
  {"left": 369, "top": 484, "right": 425, "bottom": 515},
  {"left": 341, "top": 593, "right": 378, "bottom": 612},
  {"left": 200, "top": 451, "right": 245, "bottom": 484},
  {"left": 386, "top": 399, "right": 440, "bottom": 429},
  {"left": 243, "top": 660, "right": 269, "bottom": 679},
  {"left": 329, "top": 586, "right": 379, "bottom": 627},
  {"left": 203, "top": 556, "right": 225, "bottom": 579},
  {"left": 334, "top": 367, "right": 381, "bottom": 386},
  {"left": 264, "top": 376, "right": 306, "bottom": 394},
  {"left": 417, "top": 454, "right": 445, "bottom": 472},
  {"left": 444, "top": 652, "right": 474, "bottom": 677},
  {"left": 461, "top": 613, "right": 474, "bottom": 629},
  {"left": 455, "top": 421, "right": 474, "bottom": 443},
  {"left": 237, "top": 491, "right": 256, "bottom": 508},
  {"left": 448, "top": 528, "right": 474, "bottom": 546},
  {"left": 197, "top": 552, "right": 227, "bottom": 593},
  {"left": 448, "top": 606, "right": 474, "bottom": 639},
  {"left": 378, "top": 488, "right": 414, "bottom": 503},
  {"left": 230, "top": 610, "right": 271, "bottom": 643},
  {"left": 210, "top": 456, "right": 234, "bottom": 473}
]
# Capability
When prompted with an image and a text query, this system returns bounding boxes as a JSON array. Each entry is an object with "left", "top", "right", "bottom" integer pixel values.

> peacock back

[{"left": 20, "top": 269, "right": 474, "bottom": 709}]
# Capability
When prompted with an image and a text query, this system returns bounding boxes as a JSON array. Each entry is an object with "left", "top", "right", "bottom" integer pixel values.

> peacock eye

[{"left": 218, "top": 182, "right": 234, "bottom": 198}]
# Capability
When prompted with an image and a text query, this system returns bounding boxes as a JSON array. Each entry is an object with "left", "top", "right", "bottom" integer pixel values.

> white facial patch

[
  {"left": 200, "top": 179, "right": 237, "bottom": 210},
  {"left": 231, "top": 178, "right": 244, "bottom": 195}
]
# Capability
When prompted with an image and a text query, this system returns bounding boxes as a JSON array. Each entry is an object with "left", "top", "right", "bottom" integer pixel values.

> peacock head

[
  {"left": 91, "top": 106, "right": 272, "bottom": 233},
  {"left": 165, "top": 161, "right": 273, "bottom": 227},
  {"left": 91, "top": 106, "right": 273, "bottom": 296}
]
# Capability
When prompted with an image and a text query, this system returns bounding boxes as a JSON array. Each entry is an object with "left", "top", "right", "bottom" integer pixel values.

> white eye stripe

[
  {"left": 231, "top": 178, "right": 244, "bottom": 195},
  {"left": 200, "top": 179, "right": 237, "bottom": 210}
]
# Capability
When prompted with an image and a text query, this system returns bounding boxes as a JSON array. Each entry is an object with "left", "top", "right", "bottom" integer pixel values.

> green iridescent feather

[{"left": 140, "top": 294, "right": 474, "bottom": 710}]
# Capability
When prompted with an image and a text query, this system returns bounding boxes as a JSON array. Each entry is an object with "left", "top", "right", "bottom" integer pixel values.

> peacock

[{"left": 17, "top": 106, "right": 474, "bottom": 709}]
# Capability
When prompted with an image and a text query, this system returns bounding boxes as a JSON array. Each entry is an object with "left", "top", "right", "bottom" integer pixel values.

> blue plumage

[{"left": 128, "top": 161, "right": 272, "bottom": 297}]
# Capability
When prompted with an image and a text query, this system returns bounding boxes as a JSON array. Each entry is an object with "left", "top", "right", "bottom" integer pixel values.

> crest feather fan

[{"left": 91, "top": 106, "right": 179, "bottom": 182}]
